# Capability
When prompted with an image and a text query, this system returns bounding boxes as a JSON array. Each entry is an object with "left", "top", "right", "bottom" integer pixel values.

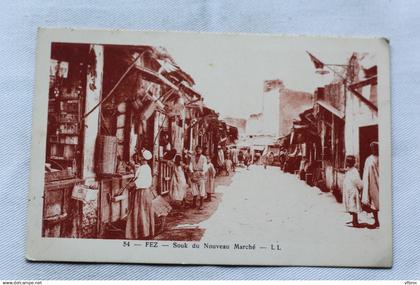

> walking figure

[
  {"left": 231, "top": 146, "right": 239, "bottom": 172},
  {"left": 362, "top": 142, "right": 380, "bottom": 229},
  {"left": 217, "top": 145, "right": 225, "bottom": 175},
  {"left": 343, "top": 155, "right": 363, "bottom": 228},
  {"left": 224, "top": 154, "right": 233, "bottom": 176},
  {"left": 189, "top": 146, "right": 208, "bottom": 210},
  {"left": 205, "top": 155, "right": 216, "bottom": 202},
  {"left": 244, "top": 149, "right": 251, "bottom": 170},
  {"left": 169, "top": 154, "right": 187, "bottom": 208}
]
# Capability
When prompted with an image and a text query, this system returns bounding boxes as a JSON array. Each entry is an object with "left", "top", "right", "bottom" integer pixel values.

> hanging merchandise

[
  {"left": 131, "top": 85, "right": 147, "bottom": 111},
  {"left": 132, "top": 96, "right": 144, "bottom": 111},
  {"left": 50, "top": 60, "right": 69, "bottom": 78},
  {"left": 139, "top": 119, "right": 147, "bottom": 135},
  {"left": 139, "top": 100, "right": 157, "bottom": 121},
  {"left": 165, "top": 94, "right": 185, "bottom": 117}
]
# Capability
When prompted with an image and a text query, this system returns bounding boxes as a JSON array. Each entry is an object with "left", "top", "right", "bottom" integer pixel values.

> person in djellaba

[
  {"left": 182, "top": 149, "right": 192, "bottom": 188},
  {"left": 189, "top": 145, "right": 208, "bottom": 210},
  {"left": 362, "top": 141, "right": 380, "bottom": 229},
  {"left": 205, "top": 154, "right": 216, "bottom": 202},
  {"left": 224, "top": 153, "right": 233, "bottom": 176},
  {"left": 217, "top": 145, "right": 225, "bottom": 175},
  {"left": 230, "top": 146, "right": 239, "bottom": 172},
  {"left": 244, "top": 149, "right": 252, "bottom": 170},
  {"left": 342, "top": 155, "right": 363, "bottom": 228},
  {"left": 169, "top": 154, "right": 187, "bottom": 208},
  {"left": 125, "top": 149, "right": 155, "bottom": 240}
]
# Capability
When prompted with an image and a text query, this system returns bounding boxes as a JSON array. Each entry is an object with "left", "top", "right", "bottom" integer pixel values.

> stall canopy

[
  {"left": 133, "top": 55, "right": 180, "bottom": 91},
  {"left": 316, "top": 100, "right": 344, "bottom": 119},
  {"left": 157, "top": 59, "right": 195, "bottom": 87}
]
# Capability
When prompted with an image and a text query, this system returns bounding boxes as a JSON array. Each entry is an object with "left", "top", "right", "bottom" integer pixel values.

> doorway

[{"left": 359, "top": 124, "right": 378, "bottom": 174}]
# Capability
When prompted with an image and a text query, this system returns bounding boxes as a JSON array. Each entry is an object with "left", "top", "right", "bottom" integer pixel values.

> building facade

[{"left": 43, "top": 43, "right": 228, "bottom": 239}]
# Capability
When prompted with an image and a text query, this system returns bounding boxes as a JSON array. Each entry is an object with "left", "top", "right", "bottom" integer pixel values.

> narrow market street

[
  {"left": 153, "top": 174, "right": 234, "bottom": 241},
  {"left": 36, "top": 33, "right": 389, "bottom": 267},
  {"left": 156, "top": 164, "right": 383, "bottom": 253}
]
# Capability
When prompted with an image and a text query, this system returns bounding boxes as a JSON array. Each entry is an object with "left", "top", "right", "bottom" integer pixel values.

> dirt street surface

[{"left": 156, "top": 165, "right": 384, "bottom": 262}]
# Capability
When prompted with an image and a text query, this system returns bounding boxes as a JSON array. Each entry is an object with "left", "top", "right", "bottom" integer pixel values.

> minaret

[{"left": 262, "top": 79, "right": 283, "bottom": 137}]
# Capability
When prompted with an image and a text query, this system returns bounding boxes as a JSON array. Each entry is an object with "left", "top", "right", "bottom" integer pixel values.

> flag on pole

[{"left": 306, "top": 51, "right": 324, "bottom": 69}]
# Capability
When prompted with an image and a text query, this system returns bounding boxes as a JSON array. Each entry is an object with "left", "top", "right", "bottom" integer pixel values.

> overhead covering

[
  {"left": 316, "top": 100, "right": 344, "bottom": 119},
  {"left": 277, "top": 135, "right": 290, "bottom": 147},
  {"left": 157, "top": 59, "right": 195, "bottom": 86},
  {"left": 252, "top": 145, "right": 265, "bottom": 151},
  {"left": 180, "top": 82, "right": 202, "bottom": 100},
  {"left": 133, "top": 62, "right": 179, "bottom": 92},
  {"left": 292, "top": 123, "right": 309, "bottom": 129}
]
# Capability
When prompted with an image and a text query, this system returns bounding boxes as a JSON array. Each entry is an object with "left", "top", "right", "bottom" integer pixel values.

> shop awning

[
  {"left": 133, "top": 55, "right": 205, "bottom": 115},
  {"left": 180, "top": 82, "right": 202, "bottom": 100},
  {"left": 277, "top": 135, "right": 290, "bottom": 147},
  {"left": 157, "top": 59, "right": 195, "bottom": 86},
  {"left": 292, "top": 122, "right": 309, "bottom": 129},
  {"left": 316, "top": 100, "right": 344, "bottom": 119},
  {"left": 252, "top": 145, "right": 266, "bottom": 151},
  {"left": 236, "top": 141, "right": 250, "bottom": 148},
  {"left": 157, "top": 59, "right": 179, "bottom": 73},
  {"left": 134, "top": 63, "right": 180, "bottom": 92},
  {"left": 290, "top": 123, "right": 319, "bottom": 145}
]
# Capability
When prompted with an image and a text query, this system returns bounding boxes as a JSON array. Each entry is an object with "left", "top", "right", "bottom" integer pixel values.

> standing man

[
  {"left": 244, "top": 149, "right": 251, "bottom": 170},
  {"left": 362, "top": 142, "right": 380, "bottom": 229},
  {"left": 190, "top": 146, "right": 208, "bottom": 210},
  {"left": 169, "top": 154, "right": 187, "bottom": 208},
  {"left": 231, "top": 146, "right": 239, "bottom": 172},
  {"left": 205, "top": 154, "right": 216, "bottom": 202},
  {"left": 217, "top": 145, "right": 225, "bottom": 175},
  {"left": 279, "top": 150, "right": 287, "bottom": 171},
  {"left": 224, "top": 154, "right": 233, "bottom": 176},
  {"left": 343, "top": 155, "right": 363, "bottom": 228},
  {"left": 126, "top": 149, "right": 155, "bottom": 240}
]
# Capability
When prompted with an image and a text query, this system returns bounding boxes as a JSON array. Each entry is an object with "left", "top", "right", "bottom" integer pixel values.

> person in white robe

[
  {"left": 224, "top": 154, "right": 233, "bottom": 176},
  {"left": 170, "top": 154, "right": 187, "bottom": 208},
  {"left": 126, "top": 149, "right": 155, "bottom": 239},
  {"left": 343, "top": 155, "right": 363, "bottom": 227},
  {"left": 362, "top": 142, "right": 380, "bottom": 229},
  {"left": 230, "top": 147, "right": 239, "bottom": 172},
  {"left": 189, "top": 145, "right": 208, "bottom": 210},
  {"left": 205, "top": 155, "right": 216, "bottom": 201},
  {"left": 217, "top": 146, "right": 225, "bottom": 175}
]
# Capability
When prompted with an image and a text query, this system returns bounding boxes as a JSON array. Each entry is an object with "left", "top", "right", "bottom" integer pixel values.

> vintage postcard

[{"left": 26, "top": 28, "right": 392, "bottom": 267}]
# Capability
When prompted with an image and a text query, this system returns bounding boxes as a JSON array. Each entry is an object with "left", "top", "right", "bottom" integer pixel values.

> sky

[{"left": 161, "top": 34, "right": 362, "bottom": 119}]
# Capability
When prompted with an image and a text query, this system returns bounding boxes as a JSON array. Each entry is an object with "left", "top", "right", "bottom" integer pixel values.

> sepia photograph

[{"left": 26, "top": 28, "right": 392, "bottom": 267}]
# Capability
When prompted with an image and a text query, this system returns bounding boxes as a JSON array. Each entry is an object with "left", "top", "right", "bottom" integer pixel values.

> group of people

[
  {"left": 343, "top": 142, "right": 380, "bottom": 229},
  {"left": 216, "top": 145, "right": 239, "bottom": 175},
  {"left": 124, "top": 143, "right": 245, "bottom": 240},
  {"left": 169, "top": 145, "right": 217, "bottom": 210}
]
